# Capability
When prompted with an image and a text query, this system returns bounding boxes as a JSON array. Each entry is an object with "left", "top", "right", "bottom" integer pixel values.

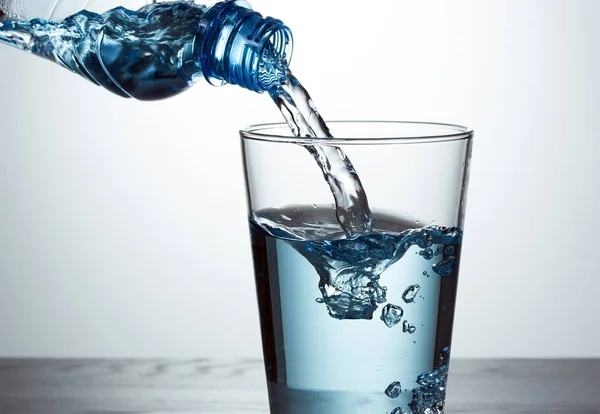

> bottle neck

[{"left": 196, "top": 1, "right": 293, "bottom": 93}]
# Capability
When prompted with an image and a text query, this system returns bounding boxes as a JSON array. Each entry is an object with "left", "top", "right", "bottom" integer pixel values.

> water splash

[
  {"left": 409, "top": 347, "right": 451, "bottom": 414},
  {"left": 254, "top": 209, "right": 462, "bottom": 320}
]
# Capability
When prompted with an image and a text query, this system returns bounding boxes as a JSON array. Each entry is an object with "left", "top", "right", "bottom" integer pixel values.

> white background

[{"left": 0, "top": 0, "right": 598, "bottom": 359}]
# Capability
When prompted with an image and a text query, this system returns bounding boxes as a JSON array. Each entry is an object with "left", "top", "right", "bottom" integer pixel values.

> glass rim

[{"left": 240, "top": 120, "right": 473, "bottom": 145}]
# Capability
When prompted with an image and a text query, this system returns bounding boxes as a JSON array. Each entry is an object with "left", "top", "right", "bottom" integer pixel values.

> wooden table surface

[{"left": 0, "top": 359, "right": 597, "bottom": 414}]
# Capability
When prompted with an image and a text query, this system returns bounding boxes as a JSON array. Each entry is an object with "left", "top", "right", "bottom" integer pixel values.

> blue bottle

[{"left": 0, "top": 0, "right": 293, "bottom": 100}]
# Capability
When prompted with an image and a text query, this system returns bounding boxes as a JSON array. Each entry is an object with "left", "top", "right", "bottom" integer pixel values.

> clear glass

[{"left": 241, "top": 121, "right": 473, "bottom": 414}]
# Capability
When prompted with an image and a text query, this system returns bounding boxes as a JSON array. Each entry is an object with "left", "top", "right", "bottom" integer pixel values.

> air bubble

[
  {"left": 402, "top": 284, "right": 420, "bottom": 303},
  {"left": 421, "top": 248, "right": 433, "bottom": 260},
  {"left": 380, "top": 304, "right": 403, "bottom": 328},
  {"left": 403, "top": 320, "right": 417, "bottom": 334},
  {"left": 385, "top": 381, "right": 402, "bottom": 398}
]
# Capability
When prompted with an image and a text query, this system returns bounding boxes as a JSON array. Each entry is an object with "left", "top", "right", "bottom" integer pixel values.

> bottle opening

[
  {"left": 198, "top": 1, "right": 293, "bottom": 93},
  {"left": 244, "top": 18, "right": 293, "bottom": 93}
]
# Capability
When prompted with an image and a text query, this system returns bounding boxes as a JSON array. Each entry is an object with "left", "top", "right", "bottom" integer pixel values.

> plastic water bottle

[
  {"left": 0, "top": 0, "right": 293, "bottom": 100},
  {"left": 0, "top": 0, "right": 371, "bottom": 237}
]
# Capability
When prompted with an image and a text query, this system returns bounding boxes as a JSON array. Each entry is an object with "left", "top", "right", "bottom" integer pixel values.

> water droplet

[
  {"left": 416, "top": 220, "right": 420, "bottom": 224},
  {"left": 315, "top": 298, "right": 324, "bottom": 303},
  {"left": 422, "top": 271, "right": 427, "bottom": 275},
  {"left": 313, "top": 204, "right": 317, "bottom": 209},
  {"left": 385, "top": 381, "right": 403, "bottom": 398}
]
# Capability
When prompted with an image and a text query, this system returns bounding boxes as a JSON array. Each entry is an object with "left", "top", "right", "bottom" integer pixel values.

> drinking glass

[{"left": 241, "top": 121, "right": 473, "bottom": 414}]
